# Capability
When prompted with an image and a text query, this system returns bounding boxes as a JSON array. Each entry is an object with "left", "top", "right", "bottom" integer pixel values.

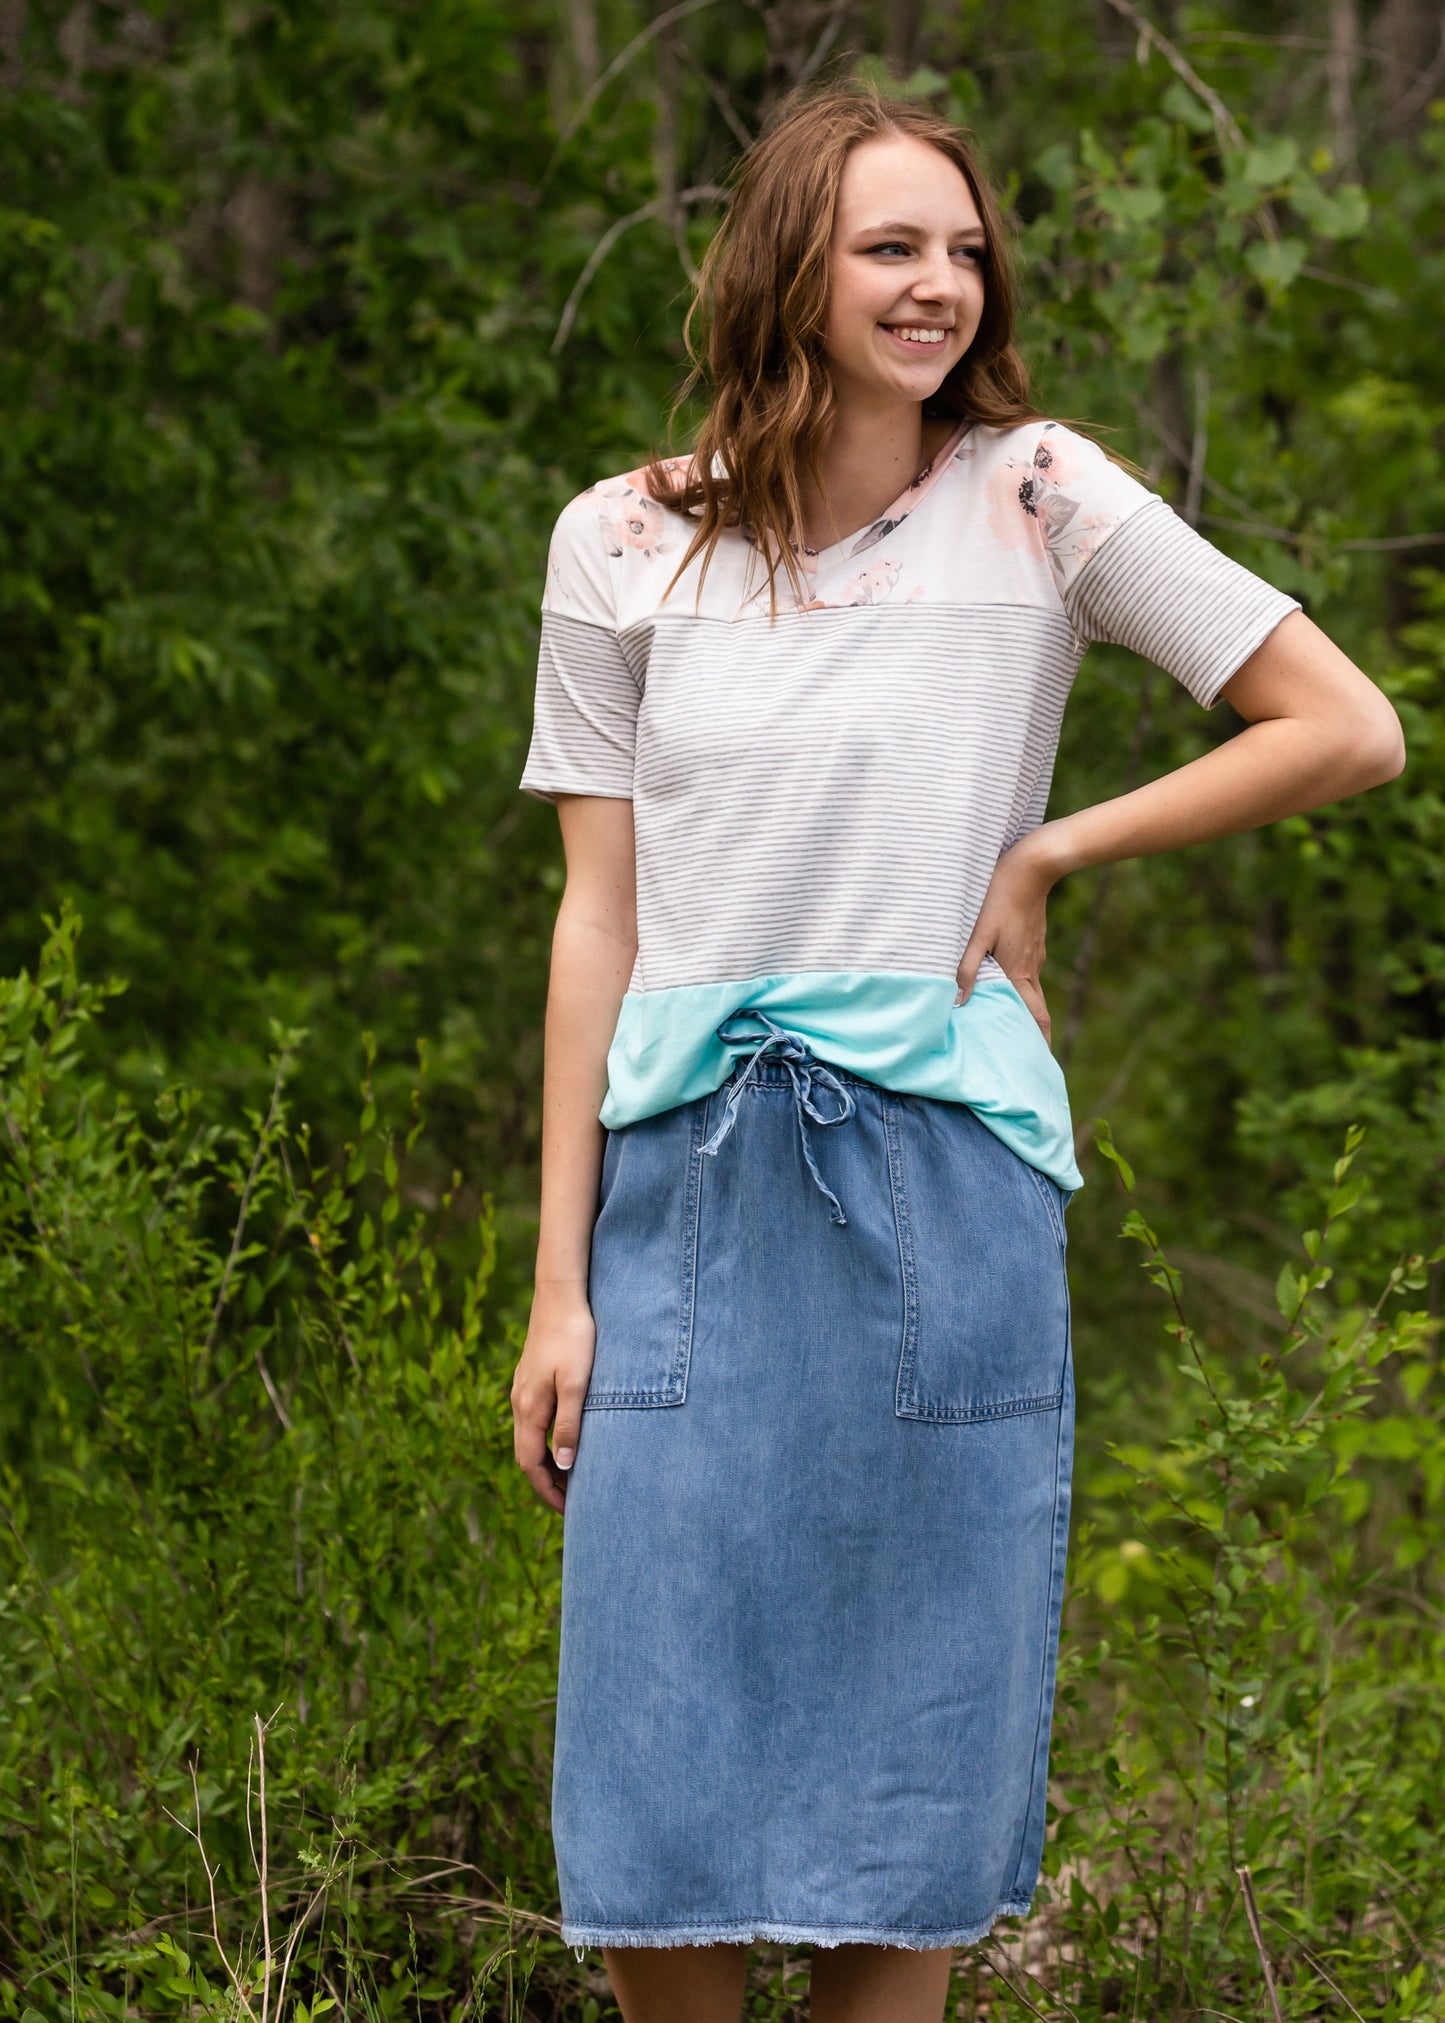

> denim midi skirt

[{"left": 553, "top": 1019, "right": 1074, "bottom": 1952}]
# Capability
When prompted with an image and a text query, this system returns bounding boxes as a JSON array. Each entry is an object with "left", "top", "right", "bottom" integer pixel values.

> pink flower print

[
  {"left": 1064, "top": 521, "right": 1114, "bottom": 572},
  {"left": 1029, "top": 430, "right": 1129, "bottom": 587},
  {"left": 1030, "top": 425, "right": 1090, "bottom": 489},
  {"left": 840, "top": 558, "right": 901, "bottom": 605},
  {"left": 984, "top": 457, "right": 1045, "bottom": 552},
  {"left": 1029, "top": 432, "right": 1088, "bottom": 545},
  {"left": 597, "top": 481, "right": 673, "bottom": 560},
  {"left": 794, "top": 557, "right": 901, "bottom": 611}
]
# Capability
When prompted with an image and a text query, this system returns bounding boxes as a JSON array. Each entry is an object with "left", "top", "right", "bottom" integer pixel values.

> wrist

[
  {"left": 531, "top": 1271, "right": 591, "bottom": 1312},
  {"left": 1014, "top": 820, "right": 1076, "bottom": 887}
]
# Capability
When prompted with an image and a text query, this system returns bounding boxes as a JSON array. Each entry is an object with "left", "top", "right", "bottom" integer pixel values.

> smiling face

[{"left": 822, "top": 133, "right": 988, "bottom": 418}]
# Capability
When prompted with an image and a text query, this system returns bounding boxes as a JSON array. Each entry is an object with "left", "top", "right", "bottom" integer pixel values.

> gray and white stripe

[
  {"left": 521, "top": 521, "right": 1299, "bottom": 995},
  {"left": 1067, "top": 498, "right": 1300, "bottom": 706},
  {"left": 521, "top": 613, "right": 640, "bottom": 801},
  {"left": 618, "top": 604, "right": 1080, "bottom": 990}
]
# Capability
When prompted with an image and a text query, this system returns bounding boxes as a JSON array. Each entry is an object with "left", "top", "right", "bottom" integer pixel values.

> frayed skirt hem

[{"left": 561, "top": 1897, "right": 1034, "bottom": 1952}]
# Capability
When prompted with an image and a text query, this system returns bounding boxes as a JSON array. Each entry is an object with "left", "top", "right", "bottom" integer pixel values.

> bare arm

[
  {"left": 511, "top": 794, "right": 637, "bottom": 1512},
  {"left": 955, "top": 610, "right": 1406, "bottom": 1038}
]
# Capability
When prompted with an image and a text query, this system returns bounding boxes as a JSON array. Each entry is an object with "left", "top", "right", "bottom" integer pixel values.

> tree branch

[
  {"left": 550, "top": 184, "right": 726, "bottom": 353},
  {"left": 533, "top": 0, "right": 722, "bottom": 199},
  {"left": 1235, "top": 1865, "right": 1285, "bottom": 2023},
  {"left": 1101, "top": 0, "right": 1246, "bottom": 148}
]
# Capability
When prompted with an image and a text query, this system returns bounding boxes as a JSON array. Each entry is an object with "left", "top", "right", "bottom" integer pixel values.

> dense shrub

[{"left": 0, "top": 916, "right": 568, "bottom": 2019}]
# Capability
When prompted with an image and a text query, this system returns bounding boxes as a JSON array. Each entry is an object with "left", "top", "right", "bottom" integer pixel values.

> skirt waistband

[{"left": 728, "top": 1056, "right": 874, "bottom": 1090}]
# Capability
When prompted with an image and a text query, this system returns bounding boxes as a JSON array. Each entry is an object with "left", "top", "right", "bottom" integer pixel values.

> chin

[{"left": 892, "top": 367, "right": 954, "bottom": 401}]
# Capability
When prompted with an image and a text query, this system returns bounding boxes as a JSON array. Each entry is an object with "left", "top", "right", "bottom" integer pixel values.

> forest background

[{"left": 3, "top": 1, "right": 1445, "bottom": 2018}]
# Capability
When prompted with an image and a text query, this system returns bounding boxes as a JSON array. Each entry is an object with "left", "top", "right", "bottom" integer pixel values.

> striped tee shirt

[{"left": 520, "top": 417, "right": 1299, "bottom": 1190}]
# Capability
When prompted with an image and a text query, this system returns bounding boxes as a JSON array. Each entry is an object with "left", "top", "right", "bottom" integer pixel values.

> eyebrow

[{"left": 856, "top": 220, "right": 988, "bottom": 241}]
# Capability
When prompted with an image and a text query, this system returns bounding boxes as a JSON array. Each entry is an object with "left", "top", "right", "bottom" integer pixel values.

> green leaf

[
  {"left": 1327, "top": 1177, "right": 1364, "bottom": 1220},
  {"left": 901, "top": 64, "right": 950, "bottom": 98},
  {"left": 1292, "top": 177, "right": 1370, "bottom": 239},
  {"left": 1097, "top": 183, "right": 1166, "bottom": 227},
  {"left": 1237, "top": 137, "right": 1299, "bottom": 189},
  {"left": 1034, "top": 142, "right": 1075, "bottom": 192},
  {"left": 1095, "top": 1123, "right": 1134, "bottom": 1192},
  {"left": 1245, "top": 237, "right": 1308, "bottom": 293},
  {"left": 1276, "top": 1263, "right": 1303, "bottom": 1317},
  {"left": 1161, "top": 80, "right": 1214, "bottom": 135}
]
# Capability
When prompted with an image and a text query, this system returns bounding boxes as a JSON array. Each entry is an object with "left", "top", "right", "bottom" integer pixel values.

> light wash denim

[{"left": 554, "top": 1014, "right": 1074, "bottom": 1951}]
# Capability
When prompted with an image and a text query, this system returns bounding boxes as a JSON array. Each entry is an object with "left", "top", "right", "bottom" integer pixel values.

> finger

[
  {"left": 511, "top": 1377, "right": 554, "bottom": 1472},
  {"left": 522, "top": 1462, "right": 566, "bottom": 1515},
  {"left": 1012, "top": 975, "right": 1052, "bottom": 1042},
  {"left": 512, "top": 1374, "right": 573, "bottom": 1512},
  {"left": 954, "top": 930, "right": 992, "bottom": 1007},
  {"left": 515, "top": 1410, "right": 566, "bottom": 1512},
  {"left": 551, "top": 1378, "right": 588, "bottom": 1473}
]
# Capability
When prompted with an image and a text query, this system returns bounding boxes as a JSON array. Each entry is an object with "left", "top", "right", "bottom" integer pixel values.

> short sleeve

[
  {"left": 519, "top": 489, "right": 640, "bottom": 801},
  {"left": 1031, "top": 422, "right": 1301, "bottom": 708}
]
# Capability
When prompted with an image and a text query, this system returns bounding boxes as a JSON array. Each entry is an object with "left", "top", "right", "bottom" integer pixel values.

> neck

[{"left": 797, "top": 396, "right": 942, "bottom": 551}]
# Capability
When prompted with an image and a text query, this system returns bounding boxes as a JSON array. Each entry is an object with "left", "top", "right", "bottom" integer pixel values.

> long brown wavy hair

[{"left": 644, "top": 81, "right": 1046, "bottom": 611}]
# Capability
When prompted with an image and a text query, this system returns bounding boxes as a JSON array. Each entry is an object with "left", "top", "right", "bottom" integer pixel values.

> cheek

[{"left": 826, "top": 262, "right": 893, "bottom": 346}]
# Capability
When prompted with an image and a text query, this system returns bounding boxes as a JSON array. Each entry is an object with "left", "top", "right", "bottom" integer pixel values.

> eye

[
  {"left": 954, "top": 245, "right": 988, "bottom": 265},
  {"left": 867, "top": 240, "right": 912, "bottom": 256}
]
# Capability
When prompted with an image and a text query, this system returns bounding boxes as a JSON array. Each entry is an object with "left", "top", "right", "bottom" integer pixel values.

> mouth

[{"left": 880, "top": 323, "right": 953, "bottom": 351}]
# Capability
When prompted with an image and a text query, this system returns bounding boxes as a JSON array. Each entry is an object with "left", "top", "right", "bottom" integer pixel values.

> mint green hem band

[{"left": 600, "top": 971, "right": 1084, "bottom": 1195}]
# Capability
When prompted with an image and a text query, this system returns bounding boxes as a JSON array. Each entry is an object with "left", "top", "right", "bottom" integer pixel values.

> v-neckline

[{"left": 798, "top": 420, "right": 973, "bottom": 566}]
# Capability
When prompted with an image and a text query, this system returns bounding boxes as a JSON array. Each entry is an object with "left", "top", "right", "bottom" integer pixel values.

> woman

[{"left": 511, "top": 84, "right": 1403, "bottom": 2023}]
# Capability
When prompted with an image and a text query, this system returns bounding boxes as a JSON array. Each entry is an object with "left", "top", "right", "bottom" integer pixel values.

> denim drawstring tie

[{"left": 697, "top": 1012, "right": 856, "bottom": 1226}]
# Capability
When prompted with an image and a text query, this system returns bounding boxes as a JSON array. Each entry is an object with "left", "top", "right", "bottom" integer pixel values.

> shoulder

[
  {"left": 549, "top": 462, "right": 694, "bottom": 566},
  {"left": 542, "top": 469, "right": 675, "bottom": 619},
  {"left": 1018, "top": 421, "right": 1161, "bottom": 583},
  {"left": 966, "top": 417, "right": 1130, "bottom": 487},
  {"left": 593, "top": 462, "right": 695, "bottom": 562},
  {"left": 945, "top": 419, "right": 1162, "bottom": 596}
]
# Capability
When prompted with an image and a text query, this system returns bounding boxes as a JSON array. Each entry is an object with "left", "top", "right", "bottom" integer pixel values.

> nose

[{"left": 911, "top": 245, "right": 965, "bottom": 306}]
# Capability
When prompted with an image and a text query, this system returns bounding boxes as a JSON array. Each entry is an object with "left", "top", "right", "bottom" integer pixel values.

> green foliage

[
  {"left": 2, "top": 0, "right": 1444, "bottom": 1265},
  {"left": 1046, "top": 1121, "right": 1445, "bottom": 2020},
  {"left": 0, "top": 915, "right": 567, "bottom": 2018},
  {"left": 0, "top": 0, "right": 583, "bottom": 1186}
]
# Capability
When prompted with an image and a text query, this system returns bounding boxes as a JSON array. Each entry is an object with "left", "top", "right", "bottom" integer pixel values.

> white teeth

[{"left": 886, "top": 326, "right": 947, "bottom": 344}]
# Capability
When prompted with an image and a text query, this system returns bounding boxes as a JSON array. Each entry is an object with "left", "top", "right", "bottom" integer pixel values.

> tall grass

[{"left": 0, "top": 911, "right": 566, "bottom": 2018}]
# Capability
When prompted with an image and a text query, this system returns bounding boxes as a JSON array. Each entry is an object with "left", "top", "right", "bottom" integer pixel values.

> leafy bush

[
  {"left": 0, "top": 914, "right": 571, "bottom": 2020},
  {"left": 1034, "top": 1125, "right": 1445, "bottom": 2023}
]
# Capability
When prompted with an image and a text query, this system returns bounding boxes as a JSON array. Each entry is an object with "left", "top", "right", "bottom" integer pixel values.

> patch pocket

[
  {"left": 889, "top": 1099, "right": 1070, "bottom": 1424},
  {"left": 584, "top": 1100, "right": 706, "bottom": 1409}
]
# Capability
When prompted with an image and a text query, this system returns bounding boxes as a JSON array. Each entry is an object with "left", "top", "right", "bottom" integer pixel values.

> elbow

[
  {"left": 1362, "top": 702, "right": 1407, "bottom": 788},
  {"left": 1339, "top": 693, "right": 1406, "bottom": 793}
]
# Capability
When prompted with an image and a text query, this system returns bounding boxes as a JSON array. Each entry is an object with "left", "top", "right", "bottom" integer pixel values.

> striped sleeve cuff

[
  {"left": 520, "top": 612, "right": 640, "bottom": 801},
  {"left": 1066, "top": 498, "right": 1300, "bottom": 707}
]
